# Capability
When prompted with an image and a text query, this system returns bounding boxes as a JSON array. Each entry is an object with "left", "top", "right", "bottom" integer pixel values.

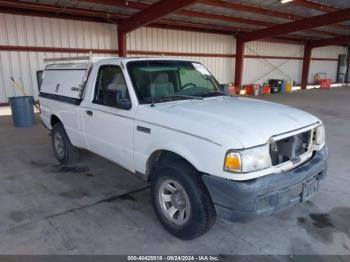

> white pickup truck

[{"left": 39, "top": 56, "right": 328, "bottom": 240}]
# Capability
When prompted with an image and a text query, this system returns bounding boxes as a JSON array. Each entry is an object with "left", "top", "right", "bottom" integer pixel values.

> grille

[{"left": 270, "top": 130, "right": 312, "bottom": 166}]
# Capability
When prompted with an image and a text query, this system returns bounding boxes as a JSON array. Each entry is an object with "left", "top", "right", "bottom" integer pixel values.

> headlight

[
  {"left": 314, "top": 124, "right": 325, "bottom": 147},
  {"left": 224, "top": 144, "right": 272, "bottom": 173}
]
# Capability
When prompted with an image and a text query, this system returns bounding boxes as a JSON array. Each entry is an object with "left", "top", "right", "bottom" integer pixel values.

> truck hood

[{"left": 137, "top": 96, "right": 320, "bottom": 148}]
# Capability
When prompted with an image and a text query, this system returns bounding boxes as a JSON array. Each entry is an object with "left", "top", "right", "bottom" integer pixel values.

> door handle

[{"left": 86, "top": 110, "right": 93, "bottom": 116}]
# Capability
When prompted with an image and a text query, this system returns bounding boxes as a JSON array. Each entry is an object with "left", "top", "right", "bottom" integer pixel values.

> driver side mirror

[
  {"left": 220, "top": 84, "right": 228, "bottom": 90},
  {"left": 220, "top": 84, "right": 230, "bottom": 94},
  {"left": 115, "top": 90, "right": 132, "bottom": 110}
]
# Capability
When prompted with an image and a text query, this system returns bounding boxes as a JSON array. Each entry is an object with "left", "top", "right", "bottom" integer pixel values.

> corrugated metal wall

[
  {"left": 309, "top": 46, "right": 346, "bottom": 83},
  {"left": 0, "top": 13, "right": 347, "bottom": 103},
  {"left": 242, "top": 41, "right": 304, "bottom": 85},
  {"left": 128, "top": 27, "right": 234, "bottom": 84},
  {"left": 0, "top": 13, "right": 118, "bottom": 103},
  {"left": 0, "top": 14, "right": 118, "bottom": 48}
]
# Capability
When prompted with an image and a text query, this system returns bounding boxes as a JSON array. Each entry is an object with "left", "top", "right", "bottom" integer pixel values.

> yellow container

[{"left": 285, "top": 82, "right": 293, "bottom": 93}]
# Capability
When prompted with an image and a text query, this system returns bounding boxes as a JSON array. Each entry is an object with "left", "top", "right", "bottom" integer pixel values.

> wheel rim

[
  {"left": 158, "top": 179, "right": 191, "bottom": 225},
  {"left": 54, "top": 132, "right": 64, "bottom": 158}
]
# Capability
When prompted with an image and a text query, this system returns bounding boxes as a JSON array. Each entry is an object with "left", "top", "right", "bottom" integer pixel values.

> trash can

[
  {"left": 280, "top": 81, "right": 286, "bottom": 93},
  {"left": 8, "top": 96, "right": 35, "bottom": 127}
]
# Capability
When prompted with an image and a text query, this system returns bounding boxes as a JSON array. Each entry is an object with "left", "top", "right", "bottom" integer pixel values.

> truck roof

[
  {"left": 92, "top": 56, "right": 192, "bottom": 62},
  {"left": 45, "top": 56, "right": 193, "bottom": 70}
]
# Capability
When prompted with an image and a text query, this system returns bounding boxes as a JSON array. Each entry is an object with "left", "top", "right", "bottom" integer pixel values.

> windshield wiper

[
  {"left": 170, "top": 94, "right": 203, "bottom": 100},
  {"left": 143, "top": 94, "right": 202, "bottom": 105},
  {"left": 194, "top": 90, "right": 231, "bottom": 98}
]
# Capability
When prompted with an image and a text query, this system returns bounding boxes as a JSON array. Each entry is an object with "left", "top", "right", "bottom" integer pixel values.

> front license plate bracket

[{"left": 302, "top": 176, "right": 320, "bottom": 202}]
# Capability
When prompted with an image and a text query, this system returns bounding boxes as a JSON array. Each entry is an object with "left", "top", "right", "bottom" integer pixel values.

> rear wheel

[
  {"left": 52, "top": 123, "right": 79, "bottom": 164},
  {"left": 151, "top": 158, "right": 216, "bottom": 240}
]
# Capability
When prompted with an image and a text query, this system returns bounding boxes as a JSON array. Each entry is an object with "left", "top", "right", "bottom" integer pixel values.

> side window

[
  {"left": 36, "top": 70, "right": 43, "bottom": 91},
  {"left": 93, "top": 65, "right": 130, "bottom": 108}
]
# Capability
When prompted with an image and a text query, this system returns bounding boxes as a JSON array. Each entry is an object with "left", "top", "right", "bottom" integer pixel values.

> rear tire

[
  {"left": 52, "top": 123, "right": 79, "bottom": 164},
  {"left": 151, "top": 158, "right": 216, "bottom": 240}
]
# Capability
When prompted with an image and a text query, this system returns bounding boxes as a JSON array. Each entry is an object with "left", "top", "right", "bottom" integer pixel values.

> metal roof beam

[
  {"left": 241, "top": 8, "right": 350, "bottom": 42},
  {"left": 118, "top": 0, "right": 199, "bottom": 33},
  {"left": 292, "top": 0, "right": 337, "bottom": 13},
  {"left": 199, "top": 0, "right": 303, "bottom": 20},
  {"left": 78, "top": 0, "right": 343, "bottom": 38},
  {"left": 199, "top": 0, "right": 350, "bottom": 32},
  {"left": 178, "top": 9, "right": 272, "bottom": 28},
  {"left": 80, "top": 0, "right": 273, "bottom": 28},
  {"left": 310, "top": 35, "right": 350, "bottom": 48},
  {"left": 291, "top": 0, "right": 350, "bottom": 30},
  {"left": 152, "top": 20, "right": 247, "bottom": 33},
  {"left": 77, "top": 0, "right": 148, "bottom": 10},
  {"left": 0, "top": 6, "right": 111, "bottom": 23},
  {"left": 0, "top": 0, "right": 238, "bottom": 34},
  {"left": 0, "top": 1, "right": 238, "bottom": 36},
  {"left": 0, "top": 0, "right": 124, "bottom": 21},
  {"left": 0, "top": 0, "right": 307, "bottom": 44}
]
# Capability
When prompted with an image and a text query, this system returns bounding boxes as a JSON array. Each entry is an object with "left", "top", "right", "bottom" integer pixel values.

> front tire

[
  {"left": 52, "top": 123, "right": 79, "bottom": 164},
  {"left": 151, "top": 158, "right": 216, "bottom": 240}
]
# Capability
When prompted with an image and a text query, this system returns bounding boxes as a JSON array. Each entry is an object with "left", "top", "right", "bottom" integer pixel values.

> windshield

[{"left": 127, "top": 60, "right": 224, "bottom": 104}]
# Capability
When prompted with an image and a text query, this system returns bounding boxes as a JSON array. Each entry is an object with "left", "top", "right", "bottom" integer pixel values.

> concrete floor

[{"left": 0, "top": 87, "right": 349, "bottom": 256}]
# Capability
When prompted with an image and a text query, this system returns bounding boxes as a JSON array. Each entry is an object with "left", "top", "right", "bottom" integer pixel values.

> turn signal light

[{"left": 224, "top": 152, "right": 241, "bottom": 172}]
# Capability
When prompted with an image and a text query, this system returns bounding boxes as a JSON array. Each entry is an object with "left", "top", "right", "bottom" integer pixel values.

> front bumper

[{"left": 202, "top": 147, "right": 328, "bottom": 223}]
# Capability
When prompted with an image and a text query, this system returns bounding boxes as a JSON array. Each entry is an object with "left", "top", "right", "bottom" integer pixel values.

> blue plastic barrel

[
  {"left": 8, "top": 96, "right": 35, "bottom": 127},
  {"left": 280, "top": 81, "right": 286, "bottom": 93}
]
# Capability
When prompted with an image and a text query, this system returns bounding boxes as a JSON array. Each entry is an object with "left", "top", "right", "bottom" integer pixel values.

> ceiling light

[{"left": 280, "top": 0, "right": 294, "bottom": 3}]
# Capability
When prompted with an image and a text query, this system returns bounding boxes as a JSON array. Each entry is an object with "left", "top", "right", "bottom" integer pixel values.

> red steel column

[
  {"left": 301, "top": 43, "right": 312, "bottom": 89},
  {"left": 118, "top": 29, "right": 127, "bottom": 57},
  {"left": 346, "top": 47, "right": 350, "bottom": 84},
  {"left": 234, "top": 36, "right": 244, "bottom": 92}
]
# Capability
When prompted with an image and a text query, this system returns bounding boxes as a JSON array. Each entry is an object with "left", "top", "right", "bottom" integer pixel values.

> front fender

[{"left": 133, "top": 121, "right": 226, "bottom": 177}]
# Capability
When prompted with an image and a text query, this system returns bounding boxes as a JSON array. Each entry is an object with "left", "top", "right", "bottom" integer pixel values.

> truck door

[{"left": 80, "top": 64, "right": 135, "bottom": 172}]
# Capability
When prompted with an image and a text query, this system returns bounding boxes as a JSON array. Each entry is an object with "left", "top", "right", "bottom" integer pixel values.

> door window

[{"left": 93, "top": 65, "right": 130, "bottom": 108}]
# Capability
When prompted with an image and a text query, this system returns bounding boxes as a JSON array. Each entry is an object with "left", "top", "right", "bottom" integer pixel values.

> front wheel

[{"left": 151, "top": 159, "right": 216, "bottom": 240}]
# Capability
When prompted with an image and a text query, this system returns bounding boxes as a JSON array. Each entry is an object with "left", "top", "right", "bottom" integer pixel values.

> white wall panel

[
  {"left": 242, "top": 40, "right": 304, "bottom": 85},
  {"left": 0, "top": 13, "right": 118, "bottom": 49},
  {"left": 128, "top": 53, "right": 233, "bottom": 84},
  {"left": 182, "top": 57, "right": 233, "bottom": 84},
  {"left": 243, "top": 59, "right": 302, "bottom": 85},
  {"left": 312, "top": 46, "right": 346, "bottom": 59},
  {"left": 128, "top": 27, "right": 234, "bottom": 84},
  {"left": 240, "top": 41, "right": 344, "bottom": 85},
  {"left": 0, "top": 13, "right": 118, "bottom": 103},
  {"left": 309, "top": 60, "right": 339, "bottom": 83},
  {"left": 128, "top": 27, "right": 234, "bottom": 54},
  {"left": 245, "top": 41, "right": 304, "bottom": 57},
  {"left": 307, "top": 46, "right": 347, "bottom": 83}
]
